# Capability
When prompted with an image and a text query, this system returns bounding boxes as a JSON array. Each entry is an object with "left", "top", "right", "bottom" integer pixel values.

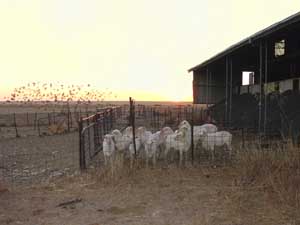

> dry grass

[{"left": 234, "top": 139, "right": 300, "bottom": 219}]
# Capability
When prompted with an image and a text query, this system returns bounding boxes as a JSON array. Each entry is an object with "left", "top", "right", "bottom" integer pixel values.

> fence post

[
  {"left": 86, "top": 112, "right": 91, "bottom": 157},
  {"left": 70, "top": 111, "right": 73, "bottom": 129},
  {"left": 26, "top": 112, "right": 29, "bottom": 126},
  {"left": 191, "top": 106, "right": 194, "bottom": 165},
  {"left": 78, "top": 117, "right": 86, "bottom": 170},
  {"left": 53, "top": 110, "right": 56, "bottom": 124},
  {"left": 94, "top": 113, "right": 99, "bottom": 149},
  {"left": 37, "top": 118, "right": 41, "bottom": 136},
  {"left": 157, "top": 110, "right": 160, "bottom": 129},
  {"left": 109, "top": 109, "right": 113, "bottom": 129},
  {"left": 129, "top": 97, "right": 137, "bottom": 158},
  {"left": 67, "top": 103, "right": 70, "bottom": 132},
  {"left": 34, "top": 112, "right": 37, "bottom": 130},
  {"left": 48, "top": 113, "right": 51, "bottom": 126},
  {"left": 13, "top": 113, "right": 19, "bottom": 138}
]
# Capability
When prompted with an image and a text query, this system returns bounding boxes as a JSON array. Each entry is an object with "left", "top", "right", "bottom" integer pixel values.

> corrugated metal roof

[{"left": 188, "top": 11, "right": 300, "bottom": 72}]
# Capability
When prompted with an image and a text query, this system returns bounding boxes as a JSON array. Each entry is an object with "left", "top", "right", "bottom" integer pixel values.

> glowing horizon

[{"left": 0, "top": 1, "right": 299, "bottom": 102}]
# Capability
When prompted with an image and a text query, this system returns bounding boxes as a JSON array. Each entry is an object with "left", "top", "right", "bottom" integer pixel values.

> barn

[{"left": 189, "top": 12, "right": 300, "bottom": 141}]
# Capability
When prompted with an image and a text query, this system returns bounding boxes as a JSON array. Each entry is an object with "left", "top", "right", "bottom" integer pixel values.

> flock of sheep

[{"left": 102, "top": 120, "right": 232, "bottom": 167}]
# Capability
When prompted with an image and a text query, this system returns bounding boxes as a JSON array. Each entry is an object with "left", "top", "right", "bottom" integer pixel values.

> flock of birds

[
  {"left": 103, "top": 120, "right": 233, "bottom": 168},
  {"left": 4, "top": 82, "right": 116, "bottom": 103}
]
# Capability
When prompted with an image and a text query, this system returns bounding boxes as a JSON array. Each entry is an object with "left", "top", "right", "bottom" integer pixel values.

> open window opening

[
  {"left": 275, "top": 39, "right": 285, "bottom": 57},
  {"left": 242, "top": 71, "right": 255, "bottom": 86}
]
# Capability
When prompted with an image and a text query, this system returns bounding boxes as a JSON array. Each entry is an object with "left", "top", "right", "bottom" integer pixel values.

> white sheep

[
  {"left": 157, "top": 127, "right": 174, "bottom": 155},
  {"left": 199, "top": 131, "right": 232, "bottom": 162},
  {"left": 179, "top": 120, "right": 218, "bottom": 146},
  {"left": 102, "top": 134, "right": 116, "bottom": 166},
  {"left": 111, "top": 129, "right": 131, "bottom": 153},
  {"left": 144, "top": 131, "right": 160, "bottom": 167},
  {"left": 123, "top": 126, "right": 133, "bottom": 138},
  {"left": 136, "top": 126, "right": 152, "bottom": 146},
  {"left": 129, "top": 137, "right": 142, "bottom": 168},
  {"left": 164, "top": 125, "right": 191, "bottom": 166}
]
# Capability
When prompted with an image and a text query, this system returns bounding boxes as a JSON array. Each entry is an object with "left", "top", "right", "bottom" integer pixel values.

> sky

[{"left": 0, "top": 0, "right": 299, "bottom": 101}]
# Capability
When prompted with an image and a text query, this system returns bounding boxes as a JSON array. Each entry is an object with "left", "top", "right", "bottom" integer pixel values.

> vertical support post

[
  {"left": 13, "top": 113, "right": 19, "bottom": 138},
  {"left": 258, "top": 41, "right": 263, "bottom": 135},
  {"left": 78, "top": 117, "right": 86, "bottom": 170},
  {"left": 229, "top": 57, "right": 233, "bottom": 126},
  {"left": 34, "top": 112, "right": 37, "bottom": 130},
  {"left": 37, "top": 118, "right": 41, "bottom": 136},
  {"left": 109, "top": 109, "right": 113, "bottom": 130},
  {"left": 67, "top": 102, "right": 70, "bottom": 132},
  {"left": 225, "top": 56, "right": 229, "bottom": 127},
  {"left": 129, "top": 97, "right": 137, "bottom": 158},
  {"left": 26, "top": 112, "right": 29, "bottom": 126},
  {"left": 86, "top": 112, "right": 91, "bottom": 157},
  {"left": 94, "top": 113, "right": 99, "bottom": 149},
  {"left": 191, "top": 105, "right": 194, "bottom": 165},
  {"left": 53, "top": 110, "right": 56, "bottom": 124},
  {"left": 206, "top": 67, "right": 209, "bottom": 108},
  {"left": 70, "top": 111, "right": 73, "bottom": 129},
  {"left": 264, "top": 41, "right": 268, "bottom": 135},
  {"left": 48, "top": 113, "right": 51, "bottom": 126},
  {"left": 209, "top": 70, "right": 212, "bottom": 105}
]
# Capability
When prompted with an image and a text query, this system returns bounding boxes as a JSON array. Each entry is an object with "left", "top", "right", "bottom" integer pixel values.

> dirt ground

[
  {"left": 0, "top": 132, "right": 79, "bottom": 186},
  {"left": 0, "top": 165, "right": 297, "bottom": 225}
]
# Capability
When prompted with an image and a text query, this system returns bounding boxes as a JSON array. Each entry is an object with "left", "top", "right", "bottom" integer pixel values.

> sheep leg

[
  {"left": 130, "top": 154, "right": 134, "bottom": 169},
  {"left": 146, "top": 156, "right": 149, "bottom": 168},
  {"left": 110, "top": 156, "right": 114, "bottom": 177},
  {"left": 170, "top": 149, "right": 175, "bottom": 162},
  {"left": 152, "top": 154, "right": 156, "bottom": 168},
  {"left": 164, "top": 148, "right": 169, "bottom": 165},
  {"left": 179, "top": 150, "right": 183, "bottom": 167},
  {"left": 227, "top": 144, "right": 232, "bottom": 160},
  {"left": 104, "top": 155, "right": 107, "bottom": 166},
  {"left": 184, "top": 151, "right": 188, "bottom": 167},
  {"left": 210, "top": 147, "right": 215, "bottom": 163}
]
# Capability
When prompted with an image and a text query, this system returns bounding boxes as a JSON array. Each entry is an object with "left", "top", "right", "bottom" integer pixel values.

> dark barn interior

[{"left": 189, "top": 12, "right": 300, "bottom": 142}]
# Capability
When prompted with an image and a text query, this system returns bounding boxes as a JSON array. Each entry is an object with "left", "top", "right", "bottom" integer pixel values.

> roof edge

[{"left": 188, "top": 11, "right": 300, "bottom": 73}]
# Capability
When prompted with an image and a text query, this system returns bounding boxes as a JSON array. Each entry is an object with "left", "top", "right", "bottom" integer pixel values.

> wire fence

[
  {"left": 0, "top": 110, "right": 108, "bottom": 138},
  {"left": 1, "top": 100, "right": 294, "bottom": 188},
  {"left": 78, "top": 106, "right": 128, "bottom": 169},
  {"left": 77, "top": 99, "right": 255, "bottom": 169},
  {"left": 0, "top": 105, "right": 127, "bottom": 188},
  {"left": 77, "top": 98, "right": 295, "bottom": 170}
]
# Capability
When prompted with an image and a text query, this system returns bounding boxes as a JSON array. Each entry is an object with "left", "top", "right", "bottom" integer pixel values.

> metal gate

[{"left": 78, "top": 107, "right": 124, "bottom": 170}]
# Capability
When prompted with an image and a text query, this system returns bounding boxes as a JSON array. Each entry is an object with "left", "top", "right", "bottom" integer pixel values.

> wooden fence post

[
  {"left": 13, "top": 113, "right": 19, "bottom": 138},
  {"left": 129, "top": 97, "right": 137, "bottom": 158}
]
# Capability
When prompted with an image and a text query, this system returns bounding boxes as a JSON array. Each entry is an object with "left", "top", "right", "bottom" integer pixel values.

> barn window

[
  {"left": 242, "top": 71, "right": 255, "bottom": 86},
  {"left": 275, "top": 39, "right": 285, "bottom": 57}
]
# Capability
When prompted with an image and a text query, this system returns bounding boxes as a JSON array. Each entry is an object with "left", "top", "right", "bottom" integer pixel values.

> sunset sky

[{"left": 0, "top": 0, "right": 299, "bottom": 101}]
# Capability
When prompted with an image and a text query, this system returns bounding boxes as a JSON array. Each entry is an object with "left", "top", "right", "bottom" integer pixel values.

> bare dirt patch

[{"left": 0, "top": 166, "right": 297, "bottom": 225}]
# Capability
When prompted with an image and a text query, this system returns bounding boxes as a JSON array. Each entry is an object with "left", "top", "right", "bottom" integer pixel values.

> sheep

[
  {"left": 129, "top": 137, "right": 142, "bottom": 168},
  {"left": 179, "top": 120, "right": 218, "bottom": 146},
  {"left": 164, "top": 125, "right": 191, "bottom": 166},
  {"left": 157, "top": 127, "right": 174, "bottom": 154},
  {"left": 199, "top": 131, "right": 232, "bottom": 162},
  {"left": 111, "top": 129, "right": 131, "bottom": 154},
  {"left": 123, "top": 126, "right": 133, "bottom": 138},
  {"left": 136, "top": 126, "right": 152, "bottom": 147},
  {"left": 102, "top": 134, "right": 116, "bottom": 166},
  {"left": 144, "top": 131, "right": 160, "bottom": 167}
]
